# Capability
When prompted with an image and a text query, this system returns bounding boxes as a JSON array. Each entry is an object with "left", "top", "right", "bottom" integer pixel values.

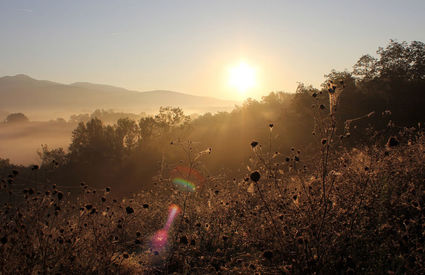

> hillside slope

[{"left": 0, "top": 74, "right": 237, "bottom": 120}]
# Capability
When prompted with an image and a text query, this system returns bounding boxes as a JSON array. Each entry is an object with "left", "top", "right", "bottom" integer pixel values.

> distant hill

[{"left": 0, "top": 74, "right": 237, "bottom": 120}]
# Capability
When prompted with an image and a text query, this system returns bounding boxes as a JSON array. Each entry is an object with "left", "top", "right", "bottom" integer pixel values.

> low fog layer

[{"left": 0, "top": 121, "right": 75, "bottom": 165}]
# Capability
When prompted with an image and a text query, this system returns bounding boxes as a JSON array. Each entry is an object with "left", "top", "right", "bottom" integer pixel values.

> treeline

[
  {"left": 0, "top": 109, "right": 147, "bottom": 124},
  {"left": 33, "top": 107, "right": 188, "bottom": 193},
  {"left": 69, "top": 109, "right": 147, "bottom": 124},
  {"left": 4, "top": 40, "right": 425, "bottom": 194}
]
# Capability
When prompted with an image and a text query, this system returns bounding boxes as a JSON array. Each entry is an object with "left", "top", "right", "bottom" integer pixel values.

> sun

[{"left": 228, "top": 61, "right": 257, "bottom": 94}]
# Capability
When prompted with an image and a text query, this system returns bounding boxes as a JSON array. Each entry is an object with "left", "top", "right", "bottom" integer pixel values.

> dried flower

[
  {"left": 126, "top": 206, "right": 134, "bottom": 214},
  {"left": 250, "top": 171, "right": 261, "bottom": 183}
]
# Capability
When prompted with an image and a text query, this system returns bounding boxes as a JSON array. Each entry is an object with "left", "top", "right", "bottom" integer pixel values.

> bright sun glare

[{"left": 228, "top": 62, "right": 256, "bottom": 94}]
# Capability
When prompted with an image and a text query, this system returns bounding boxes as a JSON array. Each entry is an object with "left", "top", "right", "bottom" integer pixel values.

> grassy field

[{"left": 1, "top": 116, "right": 424, "bottom": 273}]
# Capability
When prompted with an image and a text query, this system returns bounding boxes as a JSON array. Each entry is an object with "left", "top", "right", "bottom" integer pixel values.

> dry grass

[
  {"left": 1, "top": 128, "right": 424, "bottom": 273},
  {"left": 1, "top": 84, "right": 425, "bottom": 273}
]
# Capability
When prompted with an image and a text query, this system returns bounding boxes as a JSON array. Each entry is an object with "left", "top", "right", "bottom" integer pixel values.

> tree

[
  {"left": 154, "top": 106, "right": 190, "bottom": 131},
  {"left": 353, "top": 54, "right": 379, "bottom": 80},
  {"left": 5, "top": 113, "right": 29, "bottom": 123},
  {"left": 139, "top": 116, "right": 158, "bottom": 141},
  {"left": 408, "top": 41, "right": 425, "bottom": 80},
  {"left": 37, "top": 145, "right": 67, "bottom": 168},
  {"left": 115, "top": 118, "right": 139, "bottom": 152},
  {"left": 68, "top": 118, "right": 118, "bottom": 163},
  {"left": 353, "top": 40, "right": 425, "bottom": 82},
  {"left": 151, "top": 107, "right": 190, "bottom": 176}
]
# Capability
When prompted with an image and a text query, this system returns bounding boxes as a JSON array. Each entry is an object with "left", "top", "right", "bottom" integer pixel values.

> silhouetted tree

[
  {"left": 115, "top": 118, "right": 139, "bottom": 152},
  {"left": 139, "top": 116, "right": 158, "bottom": 141},
  {"left": 37, "top": 145, "right": 67, "bottom": 168},
  {"left": 5, "top": 113, "right": 29, "bottom": 123}
]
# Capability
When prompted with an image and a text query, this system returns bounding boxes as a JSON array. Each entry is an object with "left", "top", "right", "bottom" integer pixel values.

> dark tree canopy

[
  {"left": 5, "top": 113, "right": 29, "bottom": 123},
  {"left": 353, "top": 40, "right": 425, "bottom": 81}
]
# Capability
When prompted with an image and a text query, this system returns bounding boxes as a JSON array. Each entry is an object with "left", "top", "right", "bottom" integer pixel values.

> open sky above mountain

[{"left": 1, "top": 0, "right": 425, "bottom": 100}]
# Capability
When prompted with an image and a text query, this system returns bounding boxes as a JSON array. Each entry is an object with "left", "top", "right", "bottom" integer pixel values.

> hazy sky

[{"left": 1, "top": 0, "right": 424, "bottom": 100}]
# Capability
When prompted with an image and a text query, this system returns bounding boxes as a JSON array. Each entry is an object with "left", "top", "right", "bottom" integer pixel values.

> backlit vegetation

[{"left": 1, "top": 40, "right": 425, "bottom": 273}]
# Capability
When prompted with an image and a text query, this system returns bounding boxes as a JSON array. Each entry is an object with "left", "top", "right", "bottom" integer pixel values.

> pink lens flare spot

[
  {"left": 169, "top": 204, "right": 181, "bottom": 213},
  {"left": 152, "top": 229, "right": 168, "bottom": 251},
  {"left": 165, "top": 204, "right": 181, "bottom": 230},
  {"left": 150, "top": 204, "right": 182, "bottom": 252}
]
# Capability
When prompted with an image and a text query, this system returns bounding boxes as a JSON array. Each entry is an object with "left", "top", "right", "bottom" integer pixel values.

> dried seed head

[{"left": 250, "top": 171, "right": 261, "bottom": 183}]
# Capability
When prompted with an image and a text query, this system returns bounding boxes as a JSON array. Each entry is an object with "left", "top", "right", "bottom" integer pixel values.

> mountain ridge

[{"left": 0, "top": 74, "right": 237, "bottom": 120}]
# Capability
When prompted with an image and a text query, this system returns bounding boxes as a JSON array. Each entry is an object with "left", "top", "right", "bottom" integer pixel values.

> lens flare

[
  {"left": 172, "top": 178, "right": 196, "bottom": 192},
  {"left": 171, "top": 166, "right": 205, "bottom": 183},
  {"left": 165, "top": 204, "right": 181, "bottom": 230},
  {"left": 152, "top": 229, "right": 168, "bottom": 251},
  {"left": 150, "top": 204, "right": 181, "bottom": 252},
  {"left": 170, "top": 166, "right": 205, "bottom": 192}
]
